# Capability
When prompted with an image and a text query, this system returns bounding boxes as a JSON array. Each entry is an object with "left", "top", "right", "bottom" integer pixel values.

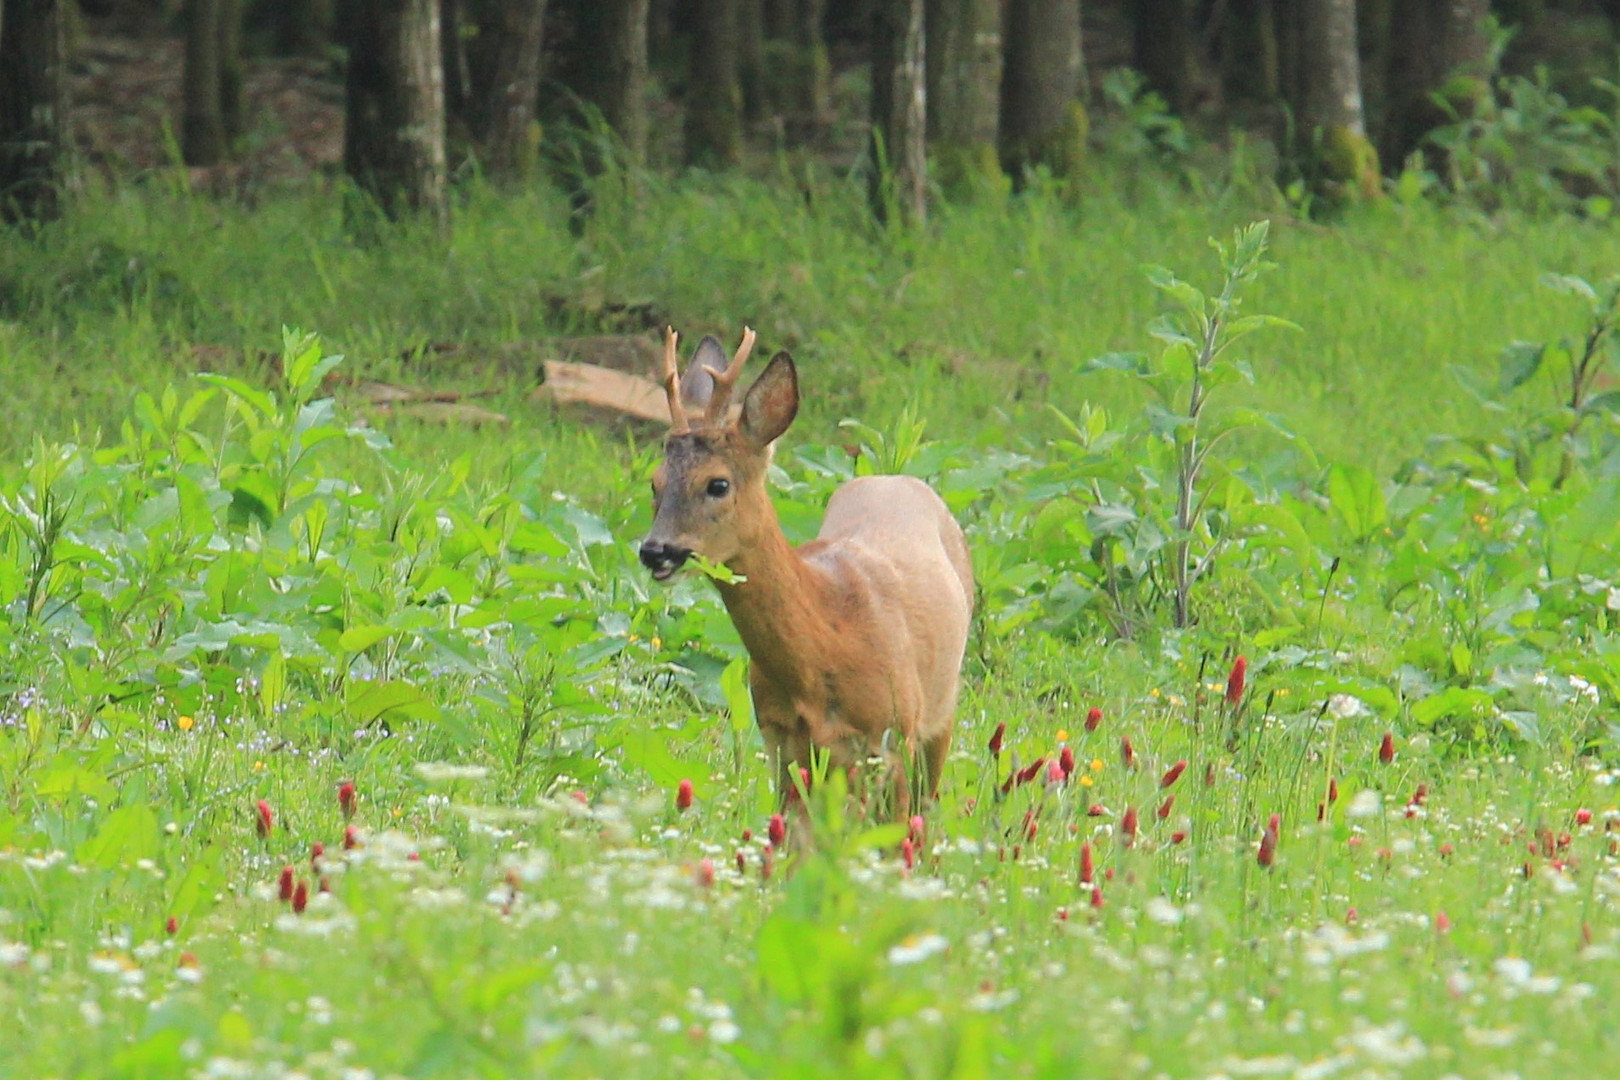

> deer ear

[
  {"left": 739, "top": 351, "right": 799, "bottom": 447},
  {"left": 678, "top": 335, "right": 728, "bottom": 408}
]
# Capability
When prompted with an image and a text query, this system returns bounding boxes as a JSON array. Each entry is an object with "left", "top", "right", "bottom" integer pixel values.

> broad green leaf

[
  {"left": 78, "top": 803, "right": 162, "bottom": 869},
  {"left": 1498, "top": 341, "right": 1545, "bottom": 393},
  {"left": 347, "top": 680, "right": 438, "bottom": 724},
  {"left": 338, "top": 625, "right": 394, "bottom": 654},
  {"left": 721, "top": 656, "right": 755, "bottom": 733},
  {"left": 1327, "top": 463, "right": 1387, "bottom": 542}
]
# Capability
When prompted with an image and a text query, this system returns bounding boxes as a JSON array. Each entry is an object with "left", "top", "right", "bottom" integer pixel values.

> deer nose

[{"left": 639, "top": 541, "right": 692, "bottom": 580}]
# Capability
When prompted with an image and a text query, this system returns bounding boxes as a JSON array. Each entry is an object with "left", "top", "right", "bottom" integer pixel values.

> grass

[{"left": 1, "top": 169, "right": 1618, "bottom": 1077}]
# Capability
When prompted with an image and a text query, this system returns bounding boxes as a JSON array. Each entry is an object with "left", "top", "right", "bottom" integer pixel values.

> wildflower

[
  {"left": 761, "top": 845, "right": 774, "bottom": 881},
  {"left": 1120, "top": 737, "right": 1136, "bottom": 769},
  {"left": 1023, "top": 811, "right": 1038, "bottom": 842},
  {"left": 741, "top": 827, "right": 753, "bottom": 843},
  {"left": 1257, "top": 826, "right": 1277, "bottom": 868},
  {"left": 1090, "top": 886, "right": 1104, "bottom": 910},
  {"left": 767, "top": 813, "right": 786, "bottom": 848},
  {"left": 1346, "top": 906, "right": 1359, "bottom": 925},
  {"left": 1409, "top": 784, "right": 1428, "bottom": 806},
  {"left": 1576, "top": 807, "right": 1594, "bottom": 827},
  {"left": 1045, "top": 758, "right": 1065, "bottom": 786},
  {"left": 165, "top": 916, "right": 178, "bottom": 935},
  {"left": 1439, "top": 843, "right": 1454, "bottom": 858},
  {"left": 908, "top": 815, "right": 925, "bottom": 847},
  {"left": 1170, "top": 830, "right": 1187, "bottom": 845},
  {"left": 1328, "top": 777, "right": 1339, "bottom": 803},
  {"left": 1121, "top": 806, "right": 1139, "bottom": 847},
  {"left": 176, "top": 715, "right": 194, "bottom": 732},
  {"left": 1015, "top": 758, "right": 1046, "bottom": 787},
  {"left": 311, "top": 842, "right": 324, "bottom": 868},
  {"left": 343, "top": 825, "right": 360, "bottom": 850},
  {"left": 1056, "top": 728, "right": 1069, "bottom": 742},
  {"left": 676, "top": 779, "right": 694, "bottom": 812},
  {"left": 1079, "top": 842, "right": 1094, "bottom": 885},
  {"left": 695, "top": 858, "right": 715, "bottom": 888},
  {"left": 887, "top": 933, "right": 948, "bottom": 966},
  {"left": 279, "top": 865, "right": 295, "bottom": 902},
  {"left": 1059, "top": 745, "right": 1076, "bottom": 777},
  {"left": 1085, "top": 707, "right": 1103, "bottom": 733},
  {"left": 1087, "top": 803, "right": 1107, "bottom": 817},
  {"left": 1225, "top": 656, "right": 1247, "bottom": 706},
  {"left": 292, "top": 881, "right": 309, "bottom": 914},
  {"left": 735, "top": 850, "right": 746, "bottom": 874},
  {"left": 988, "top": 722, "right": 1006, "bottom": 757},
  {"left": 901, "top": 837, "right": 916, "bottom": 870},
  {"left": 1435, "top": 911, "right": 1452, "bottom": 934},
  {"left": 1161, "top": 760, "right": 1187, "bottom": 788},
  {"left": 1379, "top": 732, "right": 1395, "bottom": 765},
  {"left": 338, "top": 781, "right": 357, "bottom": 818},
  {"left": 255, "top": 800, "right": 274, "bottom": 839},
  {"left": 1157, "top": 795, "right": 1175, "bottom": 821}
]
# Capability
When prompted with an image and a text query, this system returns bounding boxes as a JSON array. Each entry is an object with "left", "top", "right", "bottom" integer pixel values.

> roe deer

[{"left": 639, "top": 327, "right": 974, "bottom": 814}]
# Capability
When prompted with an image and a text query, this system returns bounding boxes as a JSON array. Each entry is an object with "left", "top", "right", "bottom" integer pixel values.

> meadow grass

[{"left": 0, "top": 173, "right": 1618, "bottom": 1077}]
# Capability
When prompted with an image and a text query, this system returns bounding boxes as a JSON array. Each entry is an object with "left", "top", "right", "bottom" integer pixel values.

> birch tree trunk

[{"left": 1298, "top": 0, "right": 1378, "bottom": 198}]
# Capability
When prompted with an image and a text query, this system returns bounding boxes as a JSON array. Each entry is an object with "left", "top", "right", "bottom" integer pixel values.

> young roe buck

[{"left": 639, "top": 327, "right": 974, "bottom": 814}]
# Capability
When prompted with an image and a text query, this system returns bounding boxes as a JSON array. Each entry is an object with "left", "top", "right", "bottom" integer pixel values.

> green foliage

[{"left": 3, "top": 173, "right": 1620, "bottom": 1078}]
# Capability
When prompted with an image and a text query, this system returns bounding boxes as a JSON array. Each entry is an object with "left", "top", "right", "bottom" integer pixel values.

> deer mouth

[{"left": 639, "top": 541, "right": 692, "bottom": 582}]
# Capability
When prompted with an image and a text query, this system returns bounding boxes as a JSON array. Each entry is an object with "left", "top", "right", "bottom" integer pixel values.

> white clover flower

[
  {"left": 887, "top": 932, "right": 948, "bottom": 966},
  {"left": 413, "top": 762, "right": 489, "bottom": 783},
  {"left": 1346, "top": 790, "right": 1381, "bottom": 818},
  {"left": 1327, "top": 694, "right": 1368, "bottom": 720}
]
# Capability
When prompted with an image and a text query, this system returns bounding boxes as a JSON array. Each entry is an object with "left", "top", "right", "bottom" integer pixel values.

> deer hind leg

[{"left": 921, "top": 728, "right": 952, "bottom": 804}]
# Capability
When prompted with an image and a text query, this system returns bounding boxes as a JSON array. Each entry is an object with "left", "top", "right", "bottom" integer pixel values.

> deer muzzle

[{"left": 639, "top": 540, "right": 692, "bottom": 581}]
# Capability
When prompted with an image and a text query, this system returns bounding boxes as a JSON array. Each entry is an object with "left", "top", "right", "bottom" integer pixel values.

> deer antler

[
  {"left": 703, "top": 326, "right": 757, "bottom": 424},
  {"left": 662, "top": 326, "right": 689, "bottom": 433}
]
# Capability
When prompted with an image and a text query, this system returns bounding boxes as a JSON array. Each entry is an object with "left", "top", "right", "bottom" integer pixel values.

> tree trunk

[
  {"left": 738, "top": 0, "right": 766, "bottom": 125},
  {"left": 926, "top": 0, "right": 1000, "bottom": 145},
  {"left": 276, "top": 0, "right": 333, "bottom": 56},
  {"left": 1385, "top": 0, "right": 1491, "bottom": 166},
  {"left": 444, "top": 0, "right": 546, "bottom": 180},
  {"left": 183, "top": 0, "right": 225, "bottom": 165},
  {"left": 999, "top": 0, "right": 1084, "bottom": 181},
  {"left": 1297, "top": 0, "right": 1377, "bottom": 198},
  {"left": 1223, "top": 0, "right": 1280, "bottom": 106},
  {"left": 1131, "top": 0, "right": 1198, "bottom": 115},
  {"left": 763, "top": 0, "right": 829, "bottom": 140},
  {"left": 0, "top": 0, "right": 66, "bottom": 223},
  {"left": 340, "top": 0, "right": 448, "bottom": 224},
  {"left": 685, "top": 0, "right": 743, "bottom": 168},
  {"left": 1299, "top": 0, "right": 1364, "bottom": 136},
  {"left": 869, "top": 0, "right": 925, "bottom": 224},
  {"left": 219, "top": 0, "right": 244, "bottom": 143},
  {"left": 550, "top": 0, "right": 651, "bottom": 166}
]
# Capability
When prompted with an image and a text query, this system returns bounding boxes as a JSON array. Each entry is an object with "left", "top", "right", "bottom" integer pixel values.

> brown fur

[{"left": 643, "top": 332, "right": 973, "bottom": 814}]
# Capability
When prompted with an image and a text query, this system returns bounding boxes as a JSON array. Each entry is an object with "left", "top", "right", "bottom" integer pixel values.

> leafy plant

[{"left": 1043, "top": 221, "right": 1301, "bottom": 635}]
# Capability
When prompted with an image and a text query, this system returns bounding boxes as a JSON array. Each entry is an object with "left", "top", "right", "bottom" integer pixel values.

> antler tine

[
  {"left": 703, "top": 326, "right": 757, "bottom": 423},
  {"left": 662, "top": 326, "right": 689, "bottom": 433}
]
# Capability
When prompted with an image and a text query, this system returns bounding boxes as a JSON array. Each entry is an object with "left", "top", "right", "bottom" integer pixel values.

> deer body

[{"left": 640, "top": 329, "right": 973, "bottom": 808}]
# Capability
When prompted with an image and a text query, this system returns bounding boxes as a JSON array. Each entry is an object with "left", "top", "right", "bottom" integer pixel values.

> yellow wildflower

[
  {"left": 1056, "top": 729, "right": 1069, "bottom": 743},
  {"left": 1090, "top": 758, "right": 1104, "bottom": 772},
  {"left": 1079, "top": 775, "right": 1094, "bottom": 787},
  {"left": 176, "top": 715, "right": 194, "bottom": 731}
]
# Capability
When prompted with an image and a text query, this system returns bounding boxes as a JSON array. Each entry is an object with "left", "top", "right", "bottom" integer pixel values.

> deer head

[{"left": 639, "top": 326, "right": 799, "bottom": 580}]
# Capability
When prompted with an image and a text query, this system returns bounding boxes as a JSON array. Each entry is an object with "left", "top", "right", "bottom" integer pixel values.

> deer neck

[{"left": 713, "top": 493, "right": 832, "bottom": 689}]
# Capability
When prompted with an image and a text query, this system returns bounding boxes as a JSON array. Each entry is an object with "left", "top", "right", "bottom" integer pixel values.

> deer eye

[{"left": 705, "top": 477, "right": 731, "bottom": 498}]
